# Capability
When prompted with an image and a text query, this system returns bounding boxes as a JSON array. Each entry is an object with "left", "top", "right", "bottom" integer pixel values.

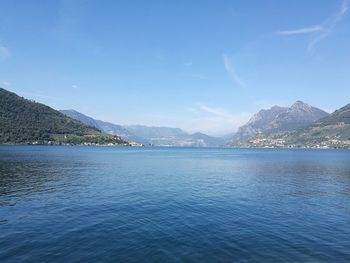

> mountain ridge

[
  {"left": 2, "top": 86, "right": 348, "bottom": 148},
  {"left": 0, "top": 88, "right": 129, "bottom": 145},
  {"left": 61, "top": 110, "right": 224, "bottom": 147},
  {"left": 279, "top": 103, "right": 350, "bottom": 148},
  {"left": 60, "top": 110, "right": 146, "bottom": 144},
  {"left": 228, "top": 101, "right": 329, "bottom": 146}
]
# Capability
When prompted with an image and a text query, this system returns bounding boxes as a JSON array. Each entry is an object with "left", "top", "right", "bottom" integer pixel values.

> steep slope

[
  {"left": 60, "top": 110, "right": 145, "bottom": 144},
  {"left": 281, "top": 103, "right": 350, "bottom": 148},
  {"left": 60, "top": 109, "right": 100, "bottom": 127},
  {"left": 229, "top": 105, "right": 288, "bottom": 144},
  {"left": 269, "top": 101, "right": 329, "bottom": 133},
  {"left": 0, "top": 88, "right": 128, "bottom": 145},
  {"left": 228, "top": 101, "right": 329, "bottom": 146}
]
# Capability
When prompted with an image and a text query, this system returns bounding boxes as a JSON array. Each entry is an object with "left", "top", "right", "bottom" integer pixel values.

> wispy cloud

[
  {"left": 191, "top": 73, "right": 208, "bottom": 80},
  {"left": 199, "top": 104, "right": 237, "bottom": 119},
  {"left": 186, "top": 103, "right": 250, "bottom": 135},
  {"left": 277, "top": 0, "right": 349, "bottom": 51},
  {"left": 223, "top": 54, "right": 245, "bottom": 87},
  {"left": 72, "top": 84, "right": 79, "bottom": 89},
  {"left": 2, "top": 81, "right": 10, "bottom": 87},
  {"left": 0, "top": 46, "right": 11, "bottom": 59},
  {"left": 277, "top": 25, "right": 324, "bottom": 35},
  {"left": 184, "top": 59, "right": 193, "bottom": 67}
]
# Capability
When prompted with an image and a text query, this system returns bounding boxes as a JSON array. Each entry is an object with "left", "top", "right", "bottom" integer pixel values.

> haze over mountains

[
  {"left": 279, "top": 103, "right": 350, "bottom": 148},
  {"left": 228, "top": 101, "right": 329, "bottom": 146},
  {"left": 122, "top": 126, "right": 225, "bottom": 147},
  {"left": 61, "top": 110, "right": 224, "bottom": 147},
  {"left": 62, "top": 100, "right": 348, "bottom": 148},
  {"left": 60, "top": 110, "right": 146, "bottom": 144},
  {"left": 1, "top": 87, "right": 349, "bottom": 148},
  {"left": 228, "top": 101, "right": 350, "bottom": 148}
]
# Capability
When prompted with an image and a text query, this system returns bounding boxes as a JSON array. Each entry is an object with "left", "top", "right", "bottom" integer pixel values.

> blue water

[{"left": 0, "top": 146, "right": 350, "bottom": 262}]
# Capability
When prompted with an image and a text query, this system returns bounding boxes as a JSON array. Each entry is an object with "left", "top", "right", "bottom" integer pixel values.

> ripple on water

[{"left": 1, "top": 146, "right": 350, "bottom": 262}]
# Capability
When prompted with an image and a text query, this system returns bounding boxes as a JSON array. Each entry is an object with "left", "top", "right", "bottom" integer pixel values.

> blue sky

[{"left": 0, "top": 0, "right": 349, "bottom": 136}]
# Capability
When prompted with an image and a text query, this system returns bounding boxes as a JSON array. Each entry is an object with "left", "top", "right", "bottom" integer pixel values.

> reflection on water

[{"left": 1, "top": 146, "right": 350, "bottom": 262}]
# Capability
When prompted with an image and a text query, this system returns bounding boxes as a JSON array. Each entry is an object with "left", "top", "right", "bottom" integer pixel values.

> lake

[{"left": 0, "top": 146, "right": 350, "bottom": 262}]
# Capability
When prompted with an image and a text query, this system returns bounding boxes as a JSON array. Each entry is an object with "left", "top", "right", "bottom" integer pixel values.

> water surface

[{"left": 1, "top": 146, "right": 350, "bottom": 262}]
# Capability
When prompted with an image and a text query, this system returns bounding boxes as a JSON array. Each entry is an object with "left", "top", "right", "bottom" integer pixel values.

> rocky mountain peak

[
  {"left": 290, "top": 101, "right": 312, "bottom": 111},
  {"left": 228, "top": 100, "right": 329, "bottom": 146}
]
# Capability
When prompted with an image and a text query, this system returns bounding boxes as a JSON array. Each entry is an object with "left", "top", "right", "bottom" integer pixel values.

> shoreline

[{"left": 0, "top": 144, "right": 348, "bottom": 150}]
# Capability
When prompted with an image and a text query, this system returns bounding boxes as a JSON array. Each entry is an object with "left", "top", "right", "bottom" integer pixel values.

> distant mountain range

[
  {"left": 124, "top": 125, "right": 224, "bottom": 147},
  {"left": 227, "top": 101, "right": 329, "bottom": 146},
  {"left": 0, "top": 88, "right": 129, "bottom": 145},
  {"left": 61, "top": 110, "right": 224, "bottom": 147},
  {"left": 60, "top": 110, "right": 146, "bottom": 144},
  {"left": 1, "top": 87, "right": 349, "bottom": 148}
]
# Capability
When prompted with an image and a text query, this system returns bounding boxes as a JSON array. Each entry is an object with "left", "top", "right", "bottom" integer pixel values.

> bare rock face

[
  {"left": 281, "top": 103, "right": 350, "bottom": 148},
  {"left": 228, "top": 101, "right": 329, "bottom": 145},
  {"left": 268, "top": 101, "right": 329, "bottom": 133}
]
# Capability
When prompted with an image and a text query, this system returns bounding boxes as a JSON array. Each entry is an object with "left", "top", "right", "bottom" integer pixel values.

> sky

[{"left": 0, "top": 0, "right": 350, "bottom": 136}]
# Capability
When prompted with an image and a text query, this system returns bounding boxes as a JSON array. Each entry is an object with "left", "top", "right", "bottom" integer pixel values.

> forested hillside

[{"left": 0, "top": 88, "right": 128, "bottom": 145}]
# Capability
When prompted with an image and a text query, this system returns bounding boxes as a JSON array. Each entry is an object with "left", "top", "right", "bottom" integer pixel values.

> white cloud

[
  {"left": 199, "top": 104, "right": 237, "bottom": 119},
  {"left": 0, "top": 46, "right": 11, "bottom": 59},
  {"left": 72, "top": 84, "right": 79, "bottom": 89},
  {"left": 277, "top": 0, "right": 349, "bottom": 51},
  {"left": 277, "top": 25, "right": 323, "bottom": 35},
  {"left": 223, "top": 54, "right": 245, "bottom": 87},
  {"left": 185, "top": 103, "right": 250, "bottom": 136},
  {"left": 2, "top": 81, "right": 10, "bottom": 86}
]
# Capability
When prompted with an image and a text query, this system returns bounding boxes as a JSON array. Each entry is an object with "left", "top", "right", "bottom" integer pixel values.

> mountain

[
  {"left": 229, "top": 105, "right": 288, "bottom": 144},
  {"left": 228, "top": 101, "right": 329, "bottom": 146},
  {"left": 60, "top": 109, "right": 101, "bottom": 128},
  {"left": 188, "top": 132, "right": 225, "bottom": 147},
  {"left": 60, "top": 110, "right": 146, "bottom": 144},
  {"left": 270, "top": 101, "right": 330, "bottom": 132},
  {"left": 279, "top": 103, "right": 350, "bottom": 148},
  {"left": 123, "top": 125, "right": 225, "bottom": 147},
  {"left": 123, "top": 125, "right": 186, "bottom": 145},
  {"left": 61, "top": 110, "right": 224, "bottom": 147},
  {"left": 0, "top": 88, "right": 129, "bottom": 145}
]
